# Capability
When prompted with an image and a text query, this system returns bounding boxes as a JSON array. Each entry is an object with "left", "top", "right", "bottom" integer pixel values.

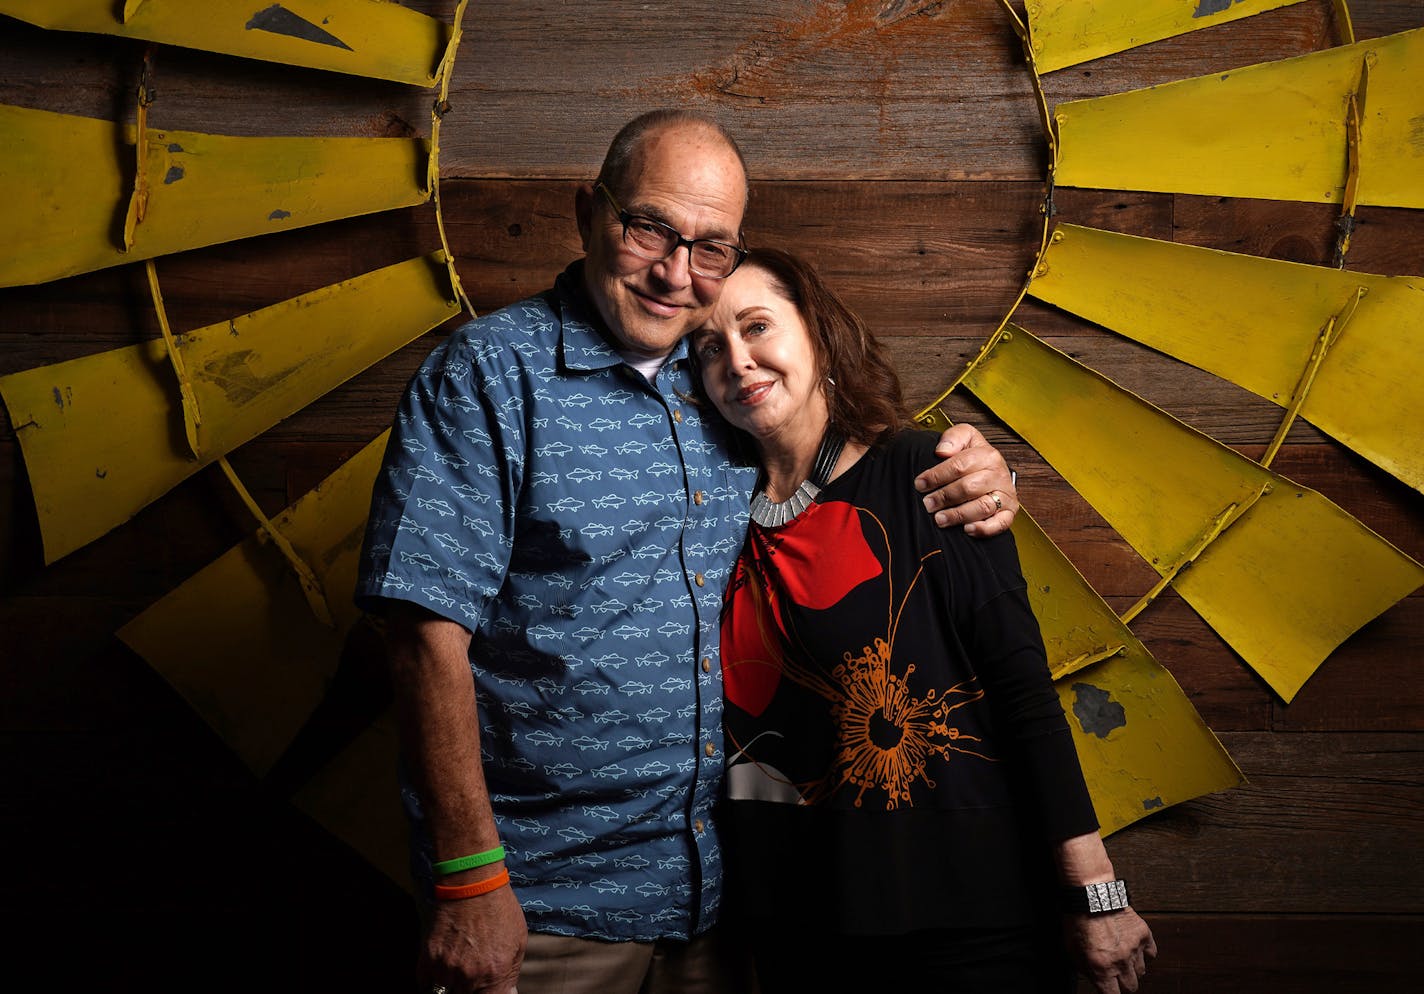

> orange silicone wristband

[{"left": 432, "top": 868, "right": 511, "bottom": 901}]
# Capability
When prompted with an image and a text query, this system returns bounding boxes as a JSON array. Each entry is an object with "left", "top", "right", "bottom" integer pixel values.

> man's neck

[{"left": 619, "top": 349, "right": 669, "bottom": 384}]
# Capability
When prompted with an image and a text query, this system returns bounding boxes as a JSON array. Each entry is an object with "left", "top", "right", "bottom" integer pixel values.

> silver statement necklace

[{"left": 748, "top": 429, "right": 847, "bottom": 528}]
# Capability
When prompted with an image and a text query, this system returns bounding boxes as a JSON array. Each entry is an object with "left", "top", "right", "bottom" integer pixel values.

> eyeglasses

[{"left": 596, "top": 182, "right": 747, "bottom": 279}]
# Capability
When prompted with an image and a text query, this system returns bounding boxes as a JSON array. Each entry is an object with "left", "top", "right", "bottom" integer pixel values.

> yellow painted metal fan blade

[
  {"left": 1054, "top": 27, "right": 1424, "bottom": 207},
  {"left": 0, "top": 0, "right": 450, "bottom": 85},
  {"left": 1015, "top": 508, "right": 1245, "bottom": 834},
  {"left": 960, "top": 328, "right": 1422, "bottom": 701},
  {"left": 1029, "top": 224, "right": 1424, "bottom": 493},
  {"left": 0, "top": 254, "right": 458, "bottom": 563},
  {"left": 1025, "top": 0, "right": 1307, "bottom": 74},
  {"left": 292, "top": 715, "right": 408, "bottom": 889},
  {"left": 116, "top": 432, "right": 389, "bottom": 777},
  {"left": 0, "top": 104, "right": 430, "bottom": 288},
  {"left": 120, "top": 432, "right": 409, "bottom": 885}
]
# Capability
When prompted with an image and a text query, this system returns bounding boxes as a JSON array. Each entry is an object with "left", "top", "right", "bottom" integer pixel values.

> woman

[{"left": 690, "top": 249, "right": 1155, "bottom": 994}]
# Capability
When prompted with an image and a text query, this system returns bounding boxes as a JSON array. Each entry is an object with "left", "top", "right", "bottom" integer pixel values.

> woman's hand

[
  {"left": 1064, "top": 906, "right": 1157, "bottom": 993},
  {"left": 1054, "top": 832, "right": 1156, "bottom": 992}
]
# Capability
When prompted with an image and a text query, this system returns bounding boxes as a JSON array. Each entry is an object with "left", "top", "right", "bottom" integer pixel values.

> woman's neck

[
  {"left": 757, "top": 426, "right": 870, "bottom": 502},
  {"left": 759, "top": 440, "right": 818, "bottom": 503}
]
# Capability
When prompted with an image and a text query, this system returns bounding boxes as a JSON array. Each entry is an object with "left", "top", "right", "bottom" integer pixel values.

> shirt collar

[{"left": 553, "top": 261, "right": 690, "bottom": 374}]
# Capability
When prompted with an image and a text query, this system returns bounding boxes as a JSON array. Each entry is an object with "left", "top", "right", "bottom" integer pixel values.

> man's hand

[
  {"left": 915, "top": 423, "right": 1018, "bottom": 536},
  {"left": 420, "top": 885, "right": 528, "bottom": 994},
  {"left": 1064, "top": 907, "right": 1157, "bottom": 994}
]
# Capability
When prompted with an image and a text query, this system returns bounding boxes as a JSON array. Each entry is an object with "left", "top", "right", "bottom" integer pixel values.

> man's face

[{"left": 579, "top": 124, "right": 747, "bottom": 359}]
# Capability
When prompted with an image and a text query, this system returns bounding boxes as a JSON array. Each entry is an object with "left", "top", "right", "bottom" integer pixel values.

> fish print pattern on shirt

[{"left": 358, "top": 267, "right": 756, "bottom": 941}]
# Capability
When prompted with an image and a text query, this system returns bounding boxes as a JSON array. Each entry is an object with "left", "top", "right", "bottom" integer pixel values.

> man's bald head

[{"left": 596, "top": 109, "right": 749, "bottom": 212}]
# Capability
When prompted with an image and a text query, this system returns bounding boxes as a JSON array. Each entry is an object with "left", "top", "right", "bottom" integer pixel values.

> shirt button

[
  {"left": 693, "top": 490, "right": 704, "bottom": 505},
  {"left": 694, "top": 819, "right": 705, "bottom": 833},
  {"left": 701, "top": 657, "right": 711, "bottom": 673},
  {"left": 694, "top": 573, "right": 705, "bottom": 587},
  {"left": 704, "top": 741, "right": 715, "bottom": 757},
  {"left": 673, "top": 409, "right": 683, "bottom": 423}
]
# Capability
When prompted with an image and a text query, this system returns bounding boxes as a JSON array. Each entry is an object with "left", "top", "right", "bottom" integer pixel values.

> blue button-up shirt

[{"left": 357, "top": 264, "right": 756, "bottom": 940}]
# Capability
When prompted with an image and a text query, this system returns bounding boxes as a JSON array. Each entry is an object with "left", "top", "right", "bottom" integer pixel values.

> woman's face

[{"left": 691, "top": 265, "right": 828, "bottom": 450}]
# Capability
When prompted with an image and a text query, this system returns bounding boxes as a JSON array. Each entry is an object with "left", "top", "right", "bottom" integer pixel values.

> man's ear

[{"left": 574, "top": 183, "right": 596, "bottom": 251}]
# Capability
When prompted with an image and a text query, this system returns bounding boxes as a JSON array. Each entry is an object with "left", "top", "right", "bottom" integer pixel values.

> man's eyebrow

[
  {"left": 625, "top": 202, "right": 737, "bottom": 243},
  {"left": 623, "top": 201, "right": 674, "bottom": 226}
]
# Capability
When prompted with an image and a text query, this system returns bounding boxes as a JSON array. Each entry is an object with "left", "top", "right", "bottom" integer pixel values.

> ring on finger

[{"left": 990, "top": 491, "right": 1003, "bottom": 511}]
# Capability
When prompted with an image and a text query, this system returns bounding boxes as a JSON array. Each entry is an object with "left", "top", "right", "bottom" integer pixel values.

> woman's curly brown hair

[{"left": 731, "top": 247, "right": 910, "bottom": 448}]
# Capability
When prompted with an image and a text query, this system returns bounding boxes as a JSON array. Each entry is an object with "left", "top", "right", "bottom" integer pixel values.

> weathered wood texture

[
  {"left": 1116, "top": 914, "right": 1424, "bottom": 993},
  {"left": 2, "top": 1, "right": 1421, "bottom": 989}
]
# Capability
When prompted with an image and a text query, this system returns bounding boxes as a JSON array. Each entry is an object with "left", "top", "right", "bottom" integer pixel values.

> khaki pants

[{"left": 515, "top": 927, "right": 758, "bottom": 994}]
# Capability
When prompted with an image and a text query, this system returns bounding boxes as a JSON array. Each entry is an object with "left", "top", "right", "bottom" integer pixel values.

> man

[{"left": 357, "top": 109, "right": 1019, "bottom": 994}]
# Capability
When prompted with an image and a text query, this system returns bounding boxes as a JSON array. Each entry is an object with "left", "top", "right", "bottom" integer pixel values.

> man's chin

[
  {"left": 622, "top": 329, "right": 686, "bottom": 358},
  {"left": 615, "top": 309, "right": 694, "bottom": 355}
]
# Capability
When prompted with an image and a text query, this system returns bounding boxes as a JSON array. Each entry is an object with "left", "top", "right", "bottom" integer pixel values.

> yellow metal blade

[
  {"left": 121, "top": 434, "right": 408, "bottom": 885},
  {"left": 1026, "top": 0, "right": 1306, "bottom": 74},
  {"left": 292, "top": 715, "right": 409, "bottom": 889},
  {"left": 1029, "top": 224, "right": 1424, "bottom": 493},
  {"left": 1054, "top": 27, "right": 1424, "bottom": 208},
  {"left": 1014, "top": 508, "right": 1244, "bottom": 834},
  {"left": 0, "top": 104, "right": 430, "bottom": 288},
  {"left": 2, "top": 106, "right": 129, "bottom": 289},
  {"left": 962, "top": 328, "right": 1423, "bottom": 701},
  {"left": 116, "top": 432, "right": 389, "bottom": 777},
  {"left": 0, "top": 255, "right": 458, "bottom": 563},
  {"left": 0, "top": 0, "right": 450, "bottom": 85}
]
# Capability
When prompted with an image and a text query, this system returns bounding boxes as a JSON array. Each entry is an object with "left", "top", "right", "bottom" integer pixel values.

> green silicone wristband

[{"left": 433, "top": 844, "right": 506, "bottom": 875}]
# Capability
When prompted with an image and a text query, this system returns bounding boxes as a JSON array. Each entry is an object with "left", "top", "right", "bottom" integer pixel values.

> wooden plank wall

[{"left": 2, "top": 1, "right": 1421, "bottom": 989}]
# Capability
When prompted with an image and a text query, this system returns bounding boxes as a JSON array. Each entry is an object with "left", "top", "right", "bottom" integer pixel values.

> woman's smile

[{"left": 734, "top": 379, "right": 777, "bottom": 406}]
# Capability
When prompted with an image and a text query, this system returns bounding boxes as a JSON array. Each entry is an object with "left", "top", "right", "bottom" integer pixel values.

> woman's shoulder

[
  {"left": 836, "top": 428, "right": 943, "bottom": 510},
  {"left": 888, "top": 427, "right": 941, "bottom": 464},
  {"left": 848, "top": 429, "right": 1027, "bottom": 591},
  {"left": 863, "top": 427, "right": 943, "bottom": 479}
]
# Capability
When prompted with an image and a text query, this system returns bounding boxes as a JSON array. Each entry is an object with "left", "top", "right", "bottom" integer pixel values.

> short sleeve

[{"left": 356, "top": 330, "right": 525, "bottom": 632}]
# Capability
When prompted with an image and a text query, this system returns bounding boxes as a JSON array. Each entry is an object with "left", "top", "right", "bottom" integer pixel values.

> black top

[{"left": 719, "top": 429, "right": 1098, "bottom": 934}]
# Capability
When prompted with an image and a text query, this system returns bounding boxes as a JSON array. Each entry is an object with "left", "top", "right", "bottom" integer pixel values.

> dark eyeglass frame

[{"left": 596, "top": 182, "right": 748, "bottom": 279}]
